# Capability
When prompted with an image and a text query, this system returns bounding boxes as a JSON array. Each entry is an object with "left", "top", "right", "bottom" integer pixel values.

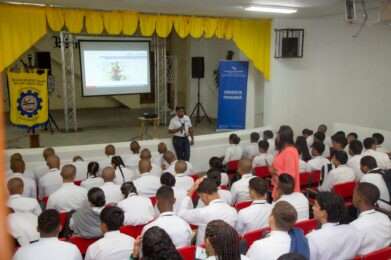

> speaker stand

[
  {"left": 190, "top": 78, "right": 211, "bottom": 125},
  {"left": 44, "top": 113, "right": 60, "bottom": 134}
]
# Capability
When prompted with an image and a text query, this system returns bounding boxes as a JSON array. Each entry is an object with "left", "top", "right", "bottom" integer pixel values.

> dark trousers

[{"left": 173, "top": 136, "right": 190, "bottom": 161}]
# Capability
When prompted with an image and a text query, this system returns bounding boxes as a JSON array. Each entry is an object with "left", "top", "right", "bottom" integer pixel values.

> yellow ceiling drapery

[{"left": 0, "top": 4, "right": 271, "bottom": 79}]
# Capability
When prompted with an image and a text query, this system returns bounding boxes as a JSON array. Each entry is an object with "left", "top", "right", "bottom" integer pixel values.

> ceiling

[{"left": 0, "top": 0, "right": 382, "bottom": 18}]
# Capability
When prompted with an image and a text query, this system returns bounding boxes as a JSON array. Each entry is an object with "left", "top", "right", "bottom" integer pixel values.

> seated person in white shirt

[
  {"left": 99, "top": 144, "right": 116, "bottom": 170},
  {"left": 360, "top": 156, "right": 391, "bottom": 211},
  {"left": 7, "top": 178, "right": 41, "bottom": 216},
  {"left": 154, "top": 142, "right": 168, "bottom": 169},
  {"left": 363, "top": 137, "right": 391, "bottom": 170},
  {"left": 38, "top": 155, "right": 62, "bottom": 199},
  {"left": 372, "top": 132, "right": 390, "bottom": 154},
  {"left": 47, "top": 164, "right": 87, "bottom": 212},
  {"left": 274, "top": 174, "right": 309, "bottom": 221},
  {"left": 111, "top": 156, "right": 138, "bottom": 185},
  {"left": 142, "top": 185, "right": 192, "bottom": 248},
  {"left": 307, "top": 141, "right": 330, "bottom": 171},
  {"left": 351, "top": 182, "right": 391, "bottom": 255},
  {"left": 100, "top": 167, "right": 123, "bottom": 204},
  {"left": 164, "top": 150, "right": 193, "bottom": 176},
  {"left": 223, "top": 133, "right": 243, "bottom": 165},
  {"left": 81, "top": 161, "right": 104, "bottom": 190},
  {"left": 319, "top": 150, "right": 355, "bottom": 192},
  {"left": 306, "top": 192, "right": 363, "bottom": 260},
  {"left": 117, "top": 182, "right": 155, "bottom": 225},
  {"left": 174, "top": 160, "right": 194, "bottom": 191},
  {"left": 7, "top": 153, "right": 34, "bottom": 180},
  {"left": 8, "top": 208, "right": 40, "bottom": 247},
  {"left": 303, "top": 128, "right": 314, "bottom": 150},
  {"left": 33, "top": 147, "right": 56, "bottom": 181},
  {"left": 205, "top": 220, "right": 249, "bottom": 260},
  {"left": 8, "top": 158, "right": 36, "bottom": 198},
  {"left": 236, "top": 177, "right": 272, "bottom": 235},
  {"left": 231, "top": 159, "right": 255, "bottom": 204},
  {"left": 209, "top": 156, "right": 229, "bottom": 187},
  {"left": 133, "top": 159, "right": 161, "bottom": 197},
  {"left": 312, "top": 132, "right": 329, "bottom": 158},
  {"left": 262, "top": 130, "right": 276, "bottom": 155},
  {"left": 347, "top": 140, "right": 364, "bottom": 181},
  {"left": 160, "top": 172, "right": 187, "bottom": 213},
  {"left": 124, "top": 141, "right": 141, "bottom": 170},
  {"left": 347, "top": 132, "right": 358, "bottom": 145},
  {"left": 14, "top": 209, "right": 82, "bottom": 260},
  {"left": 85, "top": 206, "right": 134, "bottom": 260},
  {"left": 178, "top": 178, "right": 238, "bottom": 245},
  {"left": 69, "top": 187, "right": 106, "bottom": 239},
  {"left": 139, "top": 148, "right": 162, "bottom": 176},
  {"left": 295, "top": 136, "right": 312, "bottom": 163},
  {"left": 197, "top": 170, "right": 233, "bottom": 207},
  {"left": 243, "top": 132, "right": 260, "bottom": 160},
  {"left": 72, "top": 156, "right": 88, "bottom": 182},
  {"left": 252, "top": 140, "right": 274, "bottom": 168}
]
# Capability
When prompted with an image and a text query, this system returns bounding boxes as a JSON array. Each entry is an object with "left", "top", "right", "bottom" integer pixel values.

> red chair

[
  {"left": 300, "top": 171, "right": 321, "bottom": 190},
  {"left": 354, "top": 246, "right": 391, "bottom": 260},
  {"left": 191, "top": 175, "right": 200, "bottom": 182},
  {"left": 332, "top": 181, "right": 356, "bottom": 206},
  {"left": 254, "top": 166, "right": 270, "bottom": 178},
  {"left": 234, "top": 201, "right": 252, "bottom": 211},
  {"left": 68, "top": 236, "right": 99, "bottom": 255},
  {"left": 227, "top": 160, "right": 239, "bottom": 173},
  {"left": 41, "top": 196, "right": 49, "bottom": 207},
  {"left": 150, "top": 196, "right": 157, "bottom": 206},
  {"left": 120, "top": 225, "right": 145, "bottom": 238},
  {"left": 242, "top": 227, "right": 271, "bottom": 248},
  {"left": 177, "top": 245, "right": 196, "bottom": 260},
  {"left": 294, "top": 219, "right": 318, "bottom": 235},
  {"left": 220, "top": 185, "right": 228, "bottom": 190},
  {"left": 73, "top": 180, "right": 82, "bottom": 186},
  {"left": 190, "top": 224, "right": 198, "bottom": 230},
  {"left": 59, "top": 212, "right": 69, "bottom": 228}
]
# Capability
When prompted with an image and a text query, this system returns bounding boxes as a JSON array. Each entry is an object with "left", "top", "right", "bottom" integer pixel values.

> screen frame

[{"left": 78, "top": 37, "right": 152, "bottom": 97}]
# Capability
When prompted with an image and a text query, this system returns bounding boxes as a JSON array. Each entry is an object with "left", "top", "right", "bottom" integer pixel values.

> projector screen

[{"left": 79, "top": 39, "right": 151, "bottom": 96}]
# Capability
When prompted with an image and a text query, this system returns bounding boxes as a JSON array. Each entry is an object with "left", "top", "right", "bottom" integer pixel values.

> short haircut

[
  {"left": 302, "top": 129, "right": 313, "bottom": 136},
  {"left": 311, "top": 141, "right": 325, "bottom": 154},
  {"left": 229, "top": 133, "right": 240, "bottom": 145},
  {"left": 315, "top": 192, "right": 346, "bottom": 223},
  {"left": 372, "top": 133, "right": 384, "bottom": 145},
  {"left": 334, "top": 131, "right": 346, "bottom": 138},
  {"left": 160, "top": 172, "right": 176, "bottom": 187},
  {"left": 356, "top": 182, "right": 380, "bottom": 206},
  {"left": 363, "top": 137, "right": 376, "bottom": 150},
  {"left": 271, "top": 201, "right": 297, "bottom": 231},
  {"left": 314, "top": 132, "right": 325, "bottom": 142},
  {"left": 209, "top": 156, "right": 223, "bottom": 170},
  {"left": 333, "top": 150, "right": 348, "bottom": 165},
  {"left": 349, "top": 140, "right": 363, "bottom": 155},
  {"left": 175, "top": 106, "right": 185, "bottom": 111},
  {"left": 250, "top": 132, "right": 260, "bottom": 142},
  {"left": 88, "top": 187, "right": 106, "bottom": 207},
  {"left": 100, "top": 206, "right": 124, "bottom": 231},
  {"left": 38, "top": 209, "right": 60, "bottom": 234},
  {"left": 331, "top": 134, "right": 347, "bottom": 148},
  {"left": 347, "top": 132, "right": 358, "bottom": 140},
  {"left": 249, "top": 177, "right": 268, "bottom": 196},
  {"left": 121, "top": 181, "right": 138, "bottom": 197},
  {"left": 258, "top": 140, "right": 269, "bottom": 152},
  {"left": 206, "top": 169, "right": 222, "bottom": 187},
  {"left": 156, "top": 185, "right": 175, "bottom": 201},
  {"left": 197, "top": 178, "right": 218, "bottom": 194},
  {"left": 87, "top": 161, "right": 100, "bottom": 177},
  {"left": 360, "top": 155, "right": 378, "bottom": 169},
  {"left": 278, "top": 174, "right": 295, "bottom": 195},
  {"left": 278, "top": 253, "right": 307, "bottom": 260},
  {"left": 263, "top": 130, "right": 274, "bottom": 139}
]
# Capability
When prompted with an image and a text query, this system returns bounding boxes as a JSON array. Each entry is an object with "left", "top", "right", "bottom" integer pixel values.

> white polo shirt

[
  {"left": 8, "top": 194, "right": 41, "bottom": 216},
  {"left": 307, "top": 156, "right": 330, "bottom": 171},
  {"left": 223, "top": 145, "right": 243, "bottom": 165},
  {"left": 243, "top": 143, "right": 259, "bottom": 160},
  {"left": 113, "top": 167, "right": 138, "bottom": 185},
  {"left": 7, "top": 173, "right": 37, "bottom": 198},
  {"left": 168, "top": 115, "right": 192, "bottom": 137},
  {"left": 252, "top": 153, "right": 274, "bottom": 168},
  {"left": 175, "top": 173, "right": 194, "bottom": 191},
  {"left": 100, "top": 182, "right": 123, "bottom": 204},
  {"left": 166, "top": 160, "right": 193, "bottom": 176},
  {"left": 72, "top": 160, "right": 88, "bottom": 181},
  {"left": 47, "top": 183, "right": 87, "bottom": 212},
  {"left": 124, "top": 153, "right": 140, "bottom": 170},
  {"left": 347, "top": 154, "right": 364, "bottom": 181},
  {"left": 38, "top": 168, "right": 62, "bottom": 199},
  {"left": 117, "top": 193, "right": 155, "bottom": 225},
  {"left": 363, "top": 149, "right": 391, "bottom": 170},
  {"left": 133, "top": 172, "right": 161, "bottom": 198},
  {"left": 360, "top": 171, "right": 391, "bottom": 211},
  {"left": 299, "top": 159, "right": 311, "bottom": 173},
  {"left": 246, "top": 230, "right": 291, "bottom": 260},
  {"left": 8, "top": 211, "right": 40, "bottom": 246},
  {"left": 319, "top": 165, "right": 355, "bottom": 192},
  {"left": 81, "top": 176, "right": 104, "bottom": 190},
  {"left": 231, "top": 174, "right": 256, "bottom": 204},
  {"left": 197, "top": 189, "right": 233, "bottom": 208},
  {"left": 236, "top": 200, "right": 272, "bottom": 235},
  {"left": 275, "top": 192, "right": 309, "bottom": 221}
]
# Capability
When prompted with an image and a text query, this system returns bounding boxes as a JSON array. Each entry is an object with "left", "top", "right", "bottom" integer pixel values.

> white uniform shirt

[
  {"left": 306, "top": 223, "right": 363, "bottom": 260},
  {"left": 299, "top": 159, "right": 311, "bottom": 173},
  {"left": 319, "top": 165, "right": 355, "bottom": 192},
  {"left": 275, "top": 192, "right": 309, "bottom": 221},
  {"left": 267, "top": 138, "right": 276, "bottom": 155},
  {"left": 377, "top": 145, "right": 389, "bottom": 154},
  {"left": 347, "top": 154, "right": 364, "bottom": 181},
  {"left": 175, "top": 174, "right": 194, "bottom": 191},
  {"left": 207, "top": 256, "right": 249, "bottom": 260},
  {"left": 252, "top": 153, "right": 274, "bottom": 168},
  {"left": 117, "top": 193, "right": 155, "bottom": 225},
  {"left": 38, "top": 168, "right": 62, "bottom": 199},
  {"left": 14, "top": 237, "right": 82, "bottom": 260},
  {"left": 72, "top": 160, "right": 88, "bottom": 181},
  {"left": 236, "top": 200, "right": 272, "bottom": 235},
  {"left": 142, "top": 211, "right": 192, "bottom": 248},
  {"left": 231, "top": 174, "right": 256, "bottom": 204},
  {"left": 243, "top": 143, "right": 259, "bottom": 159},
  {"left": 221, "top": 173, "right": 229, "bottom": 186},
  {"left": 85, "top": 230, "right": 134, "bottom": 260},
  {"left": 307, "top": 156, "right": 330, "bottom": 171},
  {"left": 124, "top": 153, "right": 140, "bottom": 170},
  {"left": 7, "top": 173, "right": 37, "bottom": 198},
  {"left": 33, "top": 164, "right": 50, "bottom": 181},
  {"left": 168, "top": 115, "right": 192, "bottom": 137},
  {"left": 7, "top": 169, "right": 35, "bottom": 181},
  {"left": 166, "top": 160, "right": 193, "bottom": 176},
  {"left": 361, "top": 171, "right": 391, "bottom": 211},
  {"left": 8, "top": 211, "right": 40, "bottom": 246},
  {"left": 100, "top": 182, "right": 123, "bottom": 204},
  {"left": 363, "top": 149, "right": 391, "bottom": 170},
  {"left": 98, "top": 156, "right": 113, "bottom": 172},
  {"left": 113, "top": 167, "right": 138, "bottom": 185},
  {"left": 133, "top": 172, "right": 161, "bottom": 198},
  {"left": 173, "top": 187, "right": 187, "bottom": 214},
  {"left": 8, "top": 194, "right": 41, "bottom": 216},
  {"left": 246, "top": 230, "right": 291, "bottom": 260},
  {"left": 178, "top": 197, "right": 238, "bottom": 245},
  {"left": 47, "top": 183, "right": 87, "bottom": 212},
  {"left": 223, "top": 145, "right": 243, "bottom": 165},
  {"left": 197, "top": 189, "right": 233, "bottom": 208},
  {"left": 81, "top": 176, "right": 104, "bottom": 190},
  {"left": 351, "top": 209, "right": 391, "bottom": 255}
]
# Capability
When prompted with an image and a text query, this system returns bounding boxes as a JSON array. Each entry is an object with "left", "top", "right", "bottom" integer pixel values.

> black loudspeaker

[
  {"left": 192, "top": 57, "right": 204, "bottom": 79},
  {"left": 35, "top": 52, "right": 52, "bottom": 74},
  {"left": 282, "top": 38, "right": 299, "bottom": 58}
]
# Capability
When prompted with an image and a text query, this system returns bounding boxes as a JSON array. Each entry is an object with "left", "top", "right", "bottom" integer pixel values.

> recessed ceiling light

[
  {"left": 245, "top": 6, "right": 297, "bottom": 14},
  {"left": 4, "top": 1, "right": 47, "bottom": 6}
]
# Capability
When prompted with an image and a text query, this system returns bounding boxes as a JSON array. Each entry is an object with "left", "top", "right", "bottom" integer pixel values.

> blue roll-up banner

[{"left": 217, "top": 61, "right": 249, "bottom": 130}]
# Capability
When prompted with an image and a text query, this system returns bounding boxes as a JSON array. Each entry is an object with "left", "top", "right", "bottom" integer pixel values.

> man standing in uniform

[{"left": 168, "top": 106, "right": 194, "bottom": 161}]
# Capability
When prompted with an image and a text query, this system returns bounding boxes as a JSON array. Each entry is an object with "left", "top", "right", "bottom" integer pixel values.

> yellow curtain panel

[{"left": 0, "top": 4, "right": 271, "bottom": 79}]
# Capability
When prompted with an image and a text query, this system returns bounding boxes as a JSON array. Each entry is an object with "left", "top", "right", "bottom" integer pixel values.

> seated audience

[
  {"left": 111, "top": 156, "right": 137, "bottom": 185},
  {"left": 262, "top": 130, "right": 276, "bottom": 155},
  {"left": 231, "top": 159, "right": 256, "bottom": 204},
  {"left": 160, "top": 172, "right": 186, "bottom": 213},
  {"left": 7, "top": 178, "right": 41, "bottom": 216},
  {"left": 209, "top": 156, "right": 229, "bottom": 186},
  {"left": 139, "top": 148, "right": 162, "bottom": 176},
  {"left": 164, "top": 150, "right": 193, "bottom": 176},
  {"left": 7, "top": 158, "right": 36, "bottom": 198},
  {"left": 307, "top": 142, "right": 329, "bottom": 171},
  {"left": 306, "top": 192, "right": 362, "bottom": 260},
  {"left": 223, "top": 133, "right": 243, "bottom": 165},
  {"left": 99, "top": 144, "right": 116, "bottom": 169},
  {"left": 38, "top": 154, "right": 62, "bottom": 199},
  {"left": 347, "top": 140, "right": 364, "bottom": 181},
  {"left": 72, "top": 156, "right": 88, "bottom": 182},
  {"left": 154, "top": 142, "right": 168, "bottom": 169},
  {"left": 274, "top": 174, "right": 309, "bottom": 220},
  {"left": 351, "top": 182, "right": 391, "bottom": 255},
  {"left": 13, "top": 209, "right": 82, "bottom": 260},
  {"left": 33, "top": 147, "right": 56, "bottom": 181},
  {"left": 8, "top": 207, "right": 40, "bottom": 247},
  {"left": 347, "top": 132, "right": 358, "bottom": 145},
  {"left": 302, "top": 128, "right": 314, "bottom": 150},
  {"left": 198, "top": 169, "right": 233, "bottom": 207},
  {"left": 205, "top": 220, "right": 249, "bottom": 260},
  {"left": 7, "top": 153, "right": 35, "bottom": 180},
  {"left": 47, "top": 164, "right": 87, "bottom": 212},
  {"left": 178, "top": 178, "right": 238, "bottom": 245},
  {"left": 236, "top": 177, "right": 272, "bottom": 235},
  {"left": 360, "top": 156, "right": 391, "bottom": 211},
  {"left": 317, "top": 124, "right": 332, "bottom": 148},
  {"left": 133, "top": 159, "right": 161, "bottom": 197},
  {"left": 295, "top": 136, "right": 312, "bottom": 162},
  {"left": 124, "top": 141, "right": 141, "bottom": 170},
  {"left": 330, "top": 133, "right": 348, "bottom": 156},
  {"left": 372, "top": 132, "right": 389, "bottom": 154},
  {"left": 100, "top": 167, "right": 123, "bottom": 204},
  {"left": 85, "top": 206, "right": 134, "bottom": 260},
  {"left": 117, "top": 182, "right": 155, "bottom": 225},
  {"left": 243, "top": 132, "right": 260, "bottom": 159},
  {"left": 319, "top": 150, "right": 355, "bottom": 192},
  {"left": 142, "top": 186, "right": 192, "bottom": 248},
  {"left": 69, "top": 187, "right": 106, "bottom": 239},
  {"left": 363, "top": 137, "right": 391, "bottom": 170},
  {"left": 81, "top": 161, "right": 104, "bottom": 190},
  {"left": 173, "top": 160, "right": 194, "bottom": 191},
  {"left": 252, "top": 140, "right": 274, "bottom": 168}
]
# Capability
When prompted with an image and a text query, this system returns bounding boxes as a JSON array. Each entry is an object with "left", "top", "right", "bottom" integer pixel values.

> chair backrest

[
  {"left": 227, "top": 160, "right": 239, "bottom": 172},
  {"left": 300, "top": 171, "right": 321, "bottom": 189},
  {"left": 191, "top": 175, "right": 199, "bottom": 182},
  {"left": 355, "top": 246, "right": 391, "bottom": 260},
  {"left": 242, "top": 227, "right": 271, "bottom": 248},
  {"left": 119, "top": 225, "right": 145, "bottom": 238},
  {"left": 294, "top": 219, "right": 318, "bottom": 235},
  {"left": 41, "top": 196, "right": 49, "bottom": 207},
  {"left": 149, "top": 196, "right": 157, "bottom": 206},
  {"left": 235, "top": 201, "right": 252, "bottom": 211},
  {"left": 68, "top": 236, "right": 99, "bottom": 255},
  {"left": 254, "top": 166, "right": 270, "bottom": 178},
  {"left": 73, "top": 180, "right": 82, "bottom": 186},
  {"left": 177, "top": 245, "right": 196, "bottom": 260},
  {"left": 59, "top": 212, "right": 69, "bottom": 228},
  {"left": 332, "top": 181, "right": 356, "bottom": 200}
]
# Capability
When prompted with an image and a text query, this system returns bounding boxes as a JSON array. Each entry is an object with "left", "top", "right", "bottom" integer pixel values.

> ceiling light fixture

[
  {"left": 4, "top": 1, "right": 47, "bottom": 7},
  {"left": 245, "top": 6, "right": 297, "bottom": 14}
]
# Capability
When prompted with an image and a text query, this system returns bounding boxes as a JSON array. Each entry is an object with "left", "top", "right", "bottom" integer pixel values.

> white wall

[{"left": 265, "top": 14, "right": 391, "bottom": 134}]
